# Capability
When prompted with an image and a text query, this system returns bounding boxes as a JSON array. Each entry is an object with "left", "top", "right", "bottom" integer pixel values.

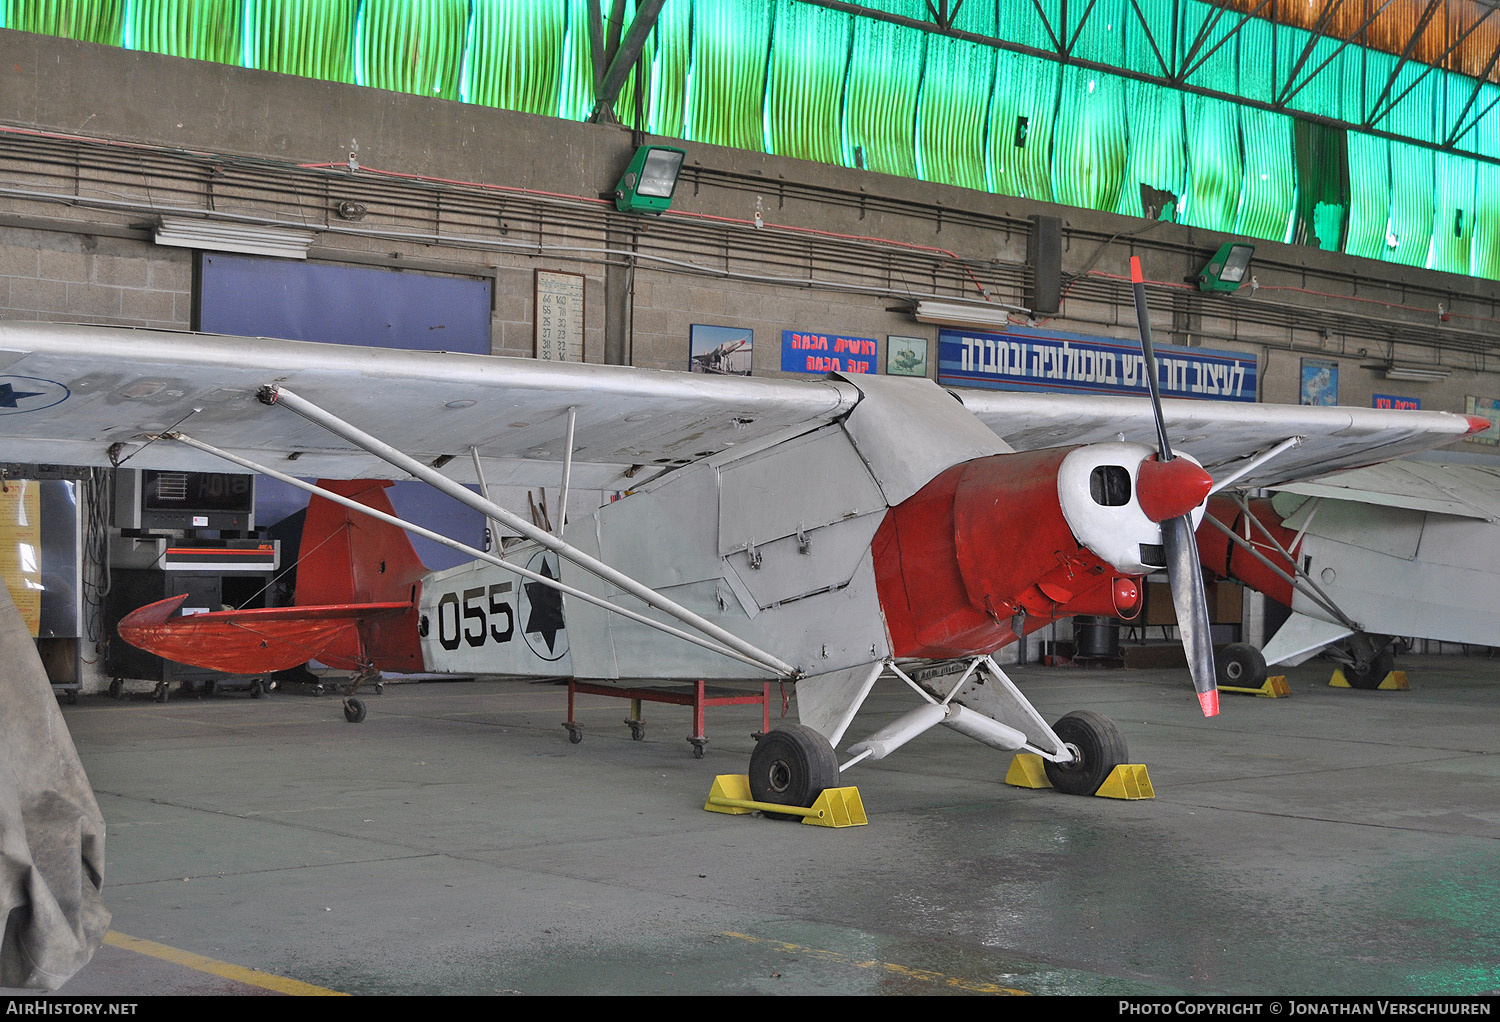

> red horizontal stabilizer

[{"left": 117, "top": 593, "right": 414, "bottom": 674}]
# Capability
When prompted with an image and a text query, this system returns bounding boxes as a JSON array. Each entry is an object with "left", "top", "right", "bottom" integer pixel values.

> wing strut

[
  {"left": 168, "top": 432, "right": 787, "bottom": 675},
  {"left": 255, "top": 386, "right": 801, "bottom": 679}
]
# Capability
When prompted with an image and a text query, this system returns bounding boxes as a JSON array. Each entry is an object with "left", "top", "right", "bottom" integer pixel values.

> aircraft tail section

[{"left": 117, "top": 480, "right": 428, "bottom": 675}]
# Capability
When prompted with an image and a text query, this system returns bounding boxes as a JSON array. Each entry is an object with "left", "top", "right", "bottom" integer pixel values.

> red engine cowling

[{"left": 873, "top": 449, "right": 1142, "bottom": 659}]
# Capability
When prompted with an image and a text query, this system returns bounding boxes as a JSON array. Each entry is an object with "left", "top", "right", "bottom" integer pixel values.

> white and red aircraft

[
  {"left": 0, "top": 263, "right": 1484, "bottom": 812},
  {"left": 1196, "top": 458, "right": 1500, "bottom": 686}
]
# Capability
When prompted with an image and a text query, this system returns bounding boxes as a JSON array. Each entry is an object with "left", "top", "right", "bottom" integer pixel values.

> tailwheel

[
  {"left": 1217, "top": 643, "right": 1267, "bottom": 688},
  {"left": 343, "top": 697, "right": 367, "bottom": 724},
  {"left": 1343, "top": 647, "right": 1395, "bottom": 690},
  {"left": 748, "top": 724, "right": 838, "bottom": 821},
  {"left": 1044, "top": 710, "right": 1128, "bottom": 796}
]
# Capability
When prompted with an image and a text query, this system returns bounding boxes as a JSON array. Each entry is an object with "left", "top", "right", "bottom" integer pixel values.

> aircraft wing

[
  {"left": 1271, "top": 460, "right": 1500, "bottom": 521},
  {"left": 958, "top": 389, "right": 1486, "bottom": 490},
  {"left": 0, "top": 322, "right": 1481, "bottom": 492},
  {"left": 0, "top": 322, "right": 859, "bottom": 489}
]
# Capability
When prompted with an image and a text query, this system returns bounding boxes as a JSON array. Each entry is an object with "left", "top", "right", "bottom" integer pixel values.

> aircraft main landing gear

[
  {"left": 748, "top": 724, "right": 839, "bottom": 820},
  {"left": 1043, "top": 710, "right": 1128, "bottom": 796}
]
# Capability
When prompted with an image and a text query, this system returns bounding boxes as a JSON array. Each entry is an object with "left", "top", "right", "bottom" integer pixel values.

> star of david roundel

[
  {"left": 517, "top": 550, "right": 568, "bottom": 662},
  {"left": 0, "top": 376, "right": 68, "bottom": 415}
]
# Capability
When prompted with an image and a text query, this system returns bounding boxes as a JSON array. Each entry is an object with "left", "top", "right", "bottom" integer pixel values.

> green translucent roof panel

[
  {"left": 916, "top": 32, "right": 994, "bottom": 190},
  {"left": 1180, "top": 94, "right": 1244, "bottom": 233},
  {"left": 246, "top": 0, "right": 356, "bottom": 84},
  {"left": 843, "top": 14, "right": 922, "bottom": 177},
  {"left": 462, "top": 0, "right": 563, "bottom": 114},
  {"left": 687, "top": 0, "right": 772, "bottom": 150},
  {"left": 765, "top": 0, "right": 850, "bottom": 165},
  {"left": 987, "top": 49, "right": 1058, "bottom": 202},
  {"left": 1052, "top": 65, "right": 1128, "bottom": 213}
]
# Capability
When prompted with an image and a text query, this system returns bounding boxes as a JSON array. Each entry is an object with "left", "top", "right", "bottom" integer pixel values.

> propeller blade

[
  {"left": 1162, "top": 515, "right": 1219, "bottom": 716},
  {"left": 1130, "top": 256, "right": 1218, "bottom": 717},
  {"left": 1129, "top": 257, "right": 1173, "bottom": 459}
]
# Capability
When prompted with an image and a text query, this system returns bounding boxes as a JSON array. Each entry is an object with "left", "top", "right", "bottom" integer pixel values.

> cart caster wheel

[
  {"left": 564, "top": 723, "right": 583, "bottom": 744},
  {"left": 690, "top": 739, "right": 707, "bottom": 760},
  {"left": 343, "top": 697, "right": 367, "bottom": 724},
  {"left": 108, "top": 679, "right": 122, "bottom": 699},
  {"left": 312, "top": 683, "right": 325, "bottom": 697},
  {"left": 374, "top": 682, "right": 385, "bottom": 694},
  {"left": 628, "top": 721, "right": 645, "bottom": 741},
  {"left": 249, "top": 679, "right": 264, "bottom": 699},
  {"left": 153, "top": 683, "right": 169, "bottom": 704}
]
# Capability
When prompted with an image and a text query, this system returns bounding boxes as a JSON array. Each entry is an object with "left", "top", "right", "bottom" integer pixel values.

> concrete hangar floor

[{"left": 12, "top": 655, "right": 1500, "bottom": 997}]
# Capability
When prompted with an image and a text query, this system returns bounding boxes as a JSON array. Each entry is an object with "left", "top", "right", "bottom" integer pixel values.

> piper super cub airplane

[
  {"left": 0, "top": 262, "right": 1485, "bottom": 812},
  {"left": 1195, "top": 458, "right": 1500, "bottom": 687}
]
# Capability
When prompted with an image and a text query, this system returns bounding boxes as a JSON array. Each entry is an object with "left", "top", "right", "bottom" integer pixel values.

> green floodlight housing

[
  {"left": 614, "top": 145, "right": 686, "bottom": 215},
  {"left": 1198, "top": 242, "right": 1255, "bottom": 293}
]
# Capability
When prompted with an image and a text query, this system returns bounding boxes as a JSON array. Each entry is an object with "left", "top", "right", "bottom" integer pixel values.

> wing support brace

[
  {"left": 835, "top": 656, "right": 1073, "bottom": 773},
  {"left": 168, "top": 432, "right": 782, "bottom": 676},
  {"left": 1207, "top": 436, "right": 1305, "bottom": 494},
  {"left": 1200, "top": 495, "right": 1359, "bottom": 632},
  {"left": 254, "top": 386, "right": 799, "bottom": 678}
]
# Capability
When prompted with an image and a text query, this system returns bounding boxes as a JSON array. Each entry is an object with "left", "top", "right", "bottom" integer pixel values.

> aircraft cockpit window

[{"left": 1089, "top": 465, "right": 1131, "bottom": 507}]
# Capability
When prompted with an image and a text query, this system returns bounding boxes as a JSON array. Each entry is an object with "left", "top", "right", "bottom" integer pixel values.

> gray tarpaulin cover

[{"left": 0, "top": 583, "right": 108, "bottom": 988}]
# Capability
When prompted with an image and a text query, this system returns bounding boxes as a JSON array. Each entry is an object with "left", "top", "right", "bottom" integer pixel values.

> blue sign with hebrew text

[{"left": 938, "top": 325, "right": 1256, "bottom": 402}]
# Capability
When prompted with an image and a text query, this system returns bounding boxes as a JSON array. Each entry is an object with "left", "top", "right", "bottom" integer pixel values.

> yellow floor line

[
  {"left": 721, "top": 931, "right": 1029, "bottom": 995},
  {"left": 103, "top": 931, "right": 347, "bottom": 996}
]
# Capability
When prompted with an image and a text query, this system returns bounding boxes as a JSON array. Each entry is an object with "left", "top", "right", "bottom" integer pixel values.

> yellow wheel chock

[
  {"left": 1220, "top": 675, "right": 1291, "bottom": 698},
  {"left": 703, "top": 775, "right": 868, "bottom": 827},
  {"left": 1005, "top": 753, "right": 1155, "bottom": 799},
  {"left": 1329, "top": 669, "right": 1409, "bottom": 690}
]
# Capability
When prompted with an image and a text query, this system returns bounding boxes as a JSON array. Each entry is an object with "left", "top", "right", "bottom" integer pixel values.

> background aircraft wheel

[
  {"left": 153, "top": 683, "right": 169, "bottom": 704},
  {"left": 1217, "top": 643, "right": 1267, "bottom": 688},
  {"left": 1044, "top": 711, "right": 1128, "bottom": 796},
  {"left": 108, "top": 679, "right": 122, "bottom": 699},
  {"left": 249, "top": 679, "right": 264, "bottom": 699},
  {"left": 1344, "top": 647, "right": 1395, "bottom": 690},
  {"left": 343, "top": 697, "right": 367, "bottom": 723},
  {"left": 748, "top": 724, "right": 838, "bottom": 820}
]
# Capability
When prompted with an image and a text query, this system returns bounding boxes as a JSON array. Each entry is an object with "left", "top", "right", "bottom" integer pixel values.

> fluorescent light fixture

[
  {"left": 153, "top": 217, "right": 316, "bottom": 259},
  {"left": 911, "top": 299, "right": 1024, "bottom": 332},
  {"left": 614, "top": 145, "right": 686, "bottom": 215},
  {"left": 1363, "top": 362, "right": 1452, "bottom": 382},
  {"left": 1197, "top": 242, "right": 1254, "bottom": 293}
]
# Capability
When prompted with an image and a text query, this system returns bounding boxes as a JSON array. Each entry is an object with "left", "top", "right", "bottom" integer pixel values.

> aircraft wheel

[
  {"left": 153, "top": 683, "right": 169, "bottom": 704},
  {"left": 748, "top": 724, "right": 838, "bottom": 821},
  {"left": 1044, "top": 710, "right": 1128, "bottom": 796},
  {"left": 343, "top": 697, "right": 367, "bottom": 724},
  {"left": 249, "top": 679, "right": 264, "bottom": 699},
  {"left": 108, "top": 679, "right": 122, "bottom": 699},
  {"left": 1217, "top": 643, "right": 1267, "bottom": 688},
  {"left": 1344, "top": 647, "right": 1395, "bottom": 690}
]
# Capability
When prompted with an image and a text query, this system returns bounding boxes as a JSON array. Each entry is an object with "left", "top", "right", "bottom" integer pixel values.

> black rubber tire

[
  {"left": 108, "top": 679, "right": 122, "bottom": 699},
  {"left": 1044, "top": 710, "right": 1129, "bottom": 796},
  {"left": 1344, "top": 647, "right": 1396, "bottom": 690},
  {"left": 1217, "top": 643, "right": 1268, "bottom": 688},
  {"left": 343, "top": 697, "right": 367, "bottom": 723},
  {"left": 249, "top": 679, "right": 263, "bottom": 699},
  {"left": 748, "top": 724, "right": 839, "bottom": 820}
]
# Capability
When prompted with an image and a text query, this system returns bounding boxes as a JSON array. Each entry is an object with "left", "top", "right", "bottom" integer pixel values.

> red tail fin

[
  {"left": 117, "top": 482, "right": 428, "bottom": 675},
  {"left": 297, "top": 480, "right": 427, "bottom": 607}
]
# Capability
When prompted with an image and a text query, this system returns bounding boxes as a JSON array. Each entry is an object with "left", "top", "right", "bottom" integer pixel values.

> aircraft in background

[
  {"left": 0, "top": 264, "right": 1484, "bottom": 813},
  {"left": 1196, "top": 459, "right": 1500, "bottom": 686}
]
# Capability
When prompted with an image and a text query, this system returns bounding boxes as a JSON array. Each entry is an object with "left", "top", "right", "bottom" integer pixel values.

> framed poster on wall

[
  {"left": 535, "top": 270, "right": 585, "bottom": 362},
  {"left": 887, "top": 335, "right": 928, "bottom": 377},
  {"left": 1300, "top": 358, "right": 1338, "bottom": 406},
  {"left": 690, "top": 324, "right": 753, "bottom": 375}
]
